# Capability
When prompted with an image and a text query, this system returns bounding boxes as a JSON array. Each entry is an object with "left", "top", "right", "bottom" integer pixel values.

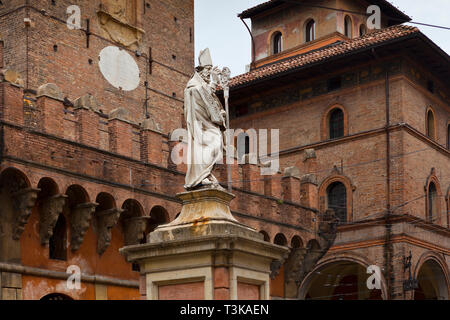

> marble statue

[{"left": 184, "top": 49, "right": 227, "bottom": 190}]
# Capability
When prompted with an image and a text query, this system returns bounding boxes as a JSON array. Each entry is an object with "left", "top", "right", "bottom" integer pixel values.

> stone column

[{"left": 120, "top": 188, "right": 289, "bottom": 300}]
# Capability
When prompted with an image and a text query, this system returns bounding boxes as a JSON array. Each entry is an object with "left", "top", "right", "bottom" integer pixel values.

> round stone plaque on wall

[{"left": 98, "top": 46, "right": 140, "bottom": 91}]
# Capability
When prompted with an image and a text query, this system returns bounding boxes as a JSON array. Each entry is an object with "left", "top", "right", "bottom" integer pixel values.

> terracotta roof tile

[
  {"left": 239, "top": 0, "right": 410, "bottom": 21},
  {"left": 238, "top": 0, "right": 280, "bottom": 18},
  {"left": 230, "top": 25, "right": 419, "bottom": 88}
]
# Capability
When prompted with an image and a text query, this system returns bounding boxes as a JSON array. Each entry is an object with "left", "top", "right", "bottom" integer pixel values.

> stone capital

[
  {"left": 36, "top": 83, "right": 63, "bottom": 101},
  {"left": 96, "top": 208, "right": 124, "bottom": 255},
  {"left": 123, "top": 216, "right": 150, "bottom": 246},
  {"left": 11, "top": 188, "right": 40, "bottom": 240},
  {"left": 39, "top": 194, "right": 68, "bottom": 245},
  {"left": 70, "top": 202, "right": 98, "bottom": 251}
]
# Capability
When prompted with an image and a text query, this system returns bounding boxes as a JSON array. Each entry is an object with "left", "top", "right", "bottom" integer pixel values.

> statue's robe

[{"left": 184, "top": 72, "right": 225, "bottom": 189}]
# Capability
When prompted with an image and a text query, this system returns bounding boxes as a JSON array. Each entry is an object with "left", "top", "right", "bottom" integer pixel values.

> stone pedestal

[{"left": 120, "top": 188, "right": 289, "bottom": 300}]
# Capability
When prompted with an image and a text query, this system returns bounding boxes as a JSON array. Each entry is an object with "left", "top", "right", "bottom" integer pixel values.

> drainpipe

[{"left": 240, "top": 17, "right": 256, "bottom": 69}]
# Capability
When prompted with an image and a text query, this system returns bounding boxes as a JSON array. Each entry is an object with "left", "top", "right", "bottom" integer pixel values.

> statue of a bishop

[{"left": 184, "top": 49, "right": 227, "bottom": 190}]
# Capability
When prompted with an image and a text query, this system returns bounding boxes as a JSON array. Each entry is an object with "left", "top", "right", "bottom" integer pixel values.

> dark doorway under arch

[
  {"left": 414, "top": 260, "right": 449, "bottom": 300},
  {"left": 301, "top": 261, "right": 383, "bottom": 300}
]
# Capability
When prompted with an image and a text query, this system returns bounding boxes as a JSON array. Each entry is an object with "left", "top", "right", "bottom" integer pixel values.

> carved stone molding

[
  {"left": 97, "top": 7, "right": 144, "bottom": 50},
  {"left": 123, "top": 216, "right": 149, "bottom": 246},
  {"left": 303, "top": 148, "right": 316, "bottom": 162},
  {"left": 1, "top": 69, "right": 25, "bottom": 87},
  {"left": 70, "top": 202, "right": 98, "bottom": 251},
  {"left": 109, "top": 107, "right": 134, "bottom": 123},
  {"left": 283, "top": 209, "right": 338, "bottom": 298},
  {"left": 36, "top": 83, "right": 63, "bottom": 101},
  {"left": 283, "top": 166, "right": 300, "bottom": 178},
  {"left": 39, "top": 194, "right": 68, "bottom": 245},
  {"left": 11, "top": 188, "right": 40, "bottom": 240},
  {"left": 270, "top": 260, "right": 283, "bottom": 280},
  {"left": 74, "top": 94, "right": 99, "bottom": 112},
  {"left": 96, "top": 208, "right": 123, "bottom": 255}
]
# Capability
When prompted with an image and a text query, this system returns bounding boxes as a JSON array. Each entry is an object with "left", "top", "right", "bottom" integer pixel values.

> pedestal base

[{"left": 120, "top": 188, "right": 289, "bottom": 300}]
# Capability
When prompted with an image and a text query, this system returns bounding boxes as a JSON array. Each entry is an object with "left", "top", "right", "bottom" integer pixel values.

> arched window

[
  {"left": 428, "top": 182, "right": 438, "bottom": 223},
  {"left": 359, "top": 24, "right": 367, "bottom": 37},
  {"left": 329, "top": 108, "right": 345, "bottom": 139},
  {"left": 327, "top": 182, "right": 347, "bottom": 223},
  {"left": 426, "top": 109, "right": 436, "bottom": 140},
  {"left": 305, "top": 20, "right": 315, "bottom": 42},
  {"left": 344, "top": 16, "right": 353, "bottom": 38},
  {"left": 49, "top": 214, "right": 67, "bottom": 261},
  {"left": 272, "top": 32, "right": 282, "bottom": 54}
]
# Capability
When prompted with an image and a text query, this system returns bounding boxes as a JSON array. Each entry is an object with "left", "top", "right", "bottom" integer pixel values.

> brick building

[
  {"left": 0, "top": 0, "right": 448, "bottom": 300},
  {"left": 229, "top": 0, "right": 450, "bottom": 300}
]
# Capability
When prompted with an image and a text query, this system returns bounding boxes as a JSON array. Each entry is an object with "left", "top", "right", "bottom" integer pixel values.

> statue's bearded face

[{"left": 199, "top": 66, "right": 212, "bottom": 83}]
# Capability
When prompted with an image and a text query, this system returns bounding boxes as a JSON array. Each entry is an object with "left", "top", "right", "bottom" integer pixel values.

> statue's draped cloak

[{"left": 184, "top": 72, "right": 225, "bottom": 189}]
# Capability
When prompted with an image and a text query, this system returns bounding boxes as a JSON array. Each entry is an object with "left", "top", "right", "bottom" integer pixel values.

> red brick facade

[
  {"left": 230, "top": 0, "right": 449, "bottom": 300},
  {"left": 0, "top": 0, "right": 448, "bottom": 301}
]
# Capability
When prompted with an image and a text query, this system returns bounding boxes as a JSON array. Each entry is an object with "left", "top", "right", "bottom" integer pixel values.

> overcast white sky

[{"left": 195, "top": 0, "right": 450, "bottom": 76}]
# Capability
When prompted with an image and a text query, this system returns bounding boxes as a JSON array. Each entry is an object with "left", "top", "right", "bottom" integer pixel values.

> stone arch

[
  {"left": 66, "top": 185, "right": 90, "bottom": 205},
  {"left": 425, "top": 168, "right": 443, "bottom": 224},
  {"left": 306, "top": 239, "right": 321, "bottom": 251},
  {"left": 271, "top": 232, "right": 288, "bottom": 298},
  {"left": 120, "top": 199, "right": 148, "bottom": 246},
  {"left": 319, "top": 175, "right": 354, "bottom": 223},
  {"left": 149, "top": 205, "right": 169, "bottom": 232},
  {"left": 37, "top": 178, "right": 59, "bottom": 199},
  {"left": 321, "top": 104, "right": 349, "bottom": 141},
  {"left": 40, "top": 293, "right": 74, "bottom": 300},
  {"left": 413, "top": 251, "right": 449, "bottom": 300},
  {"left": 291, "top": 235, "right": 303, "bottom": 248},
  {"left": 274, "top": 233, "right": 287, "bottom": 246},
  {"left": 121, "top": 199, "right": 144, "bottom": 217},
  {"left": 0, "top": 167, "right": 31, "bottom": 190},
  {"left": 0, "top": 167, "right": 37, "bottom": 259},
  {"left": 298, "top": 253, "right": 387, "bottom": 300},
  {"left": 259, "top": 230, "right": 270, "bottom": 242},
  {"left": 95, "top": 192, "right": 116, "bottom": 211}
]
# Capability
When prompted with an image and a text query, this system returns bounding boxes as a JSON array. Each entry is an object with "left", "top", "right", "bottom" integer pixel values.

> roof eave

[{"left": 230, "top": 32, "right": 431, "bottom": 91}]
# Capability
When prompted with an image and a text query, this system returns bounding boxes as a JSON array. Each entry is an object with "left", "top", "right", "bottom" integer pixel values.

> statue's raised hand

[{"left": 211, "top": 66, "right": 221, "bottom": 84}]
